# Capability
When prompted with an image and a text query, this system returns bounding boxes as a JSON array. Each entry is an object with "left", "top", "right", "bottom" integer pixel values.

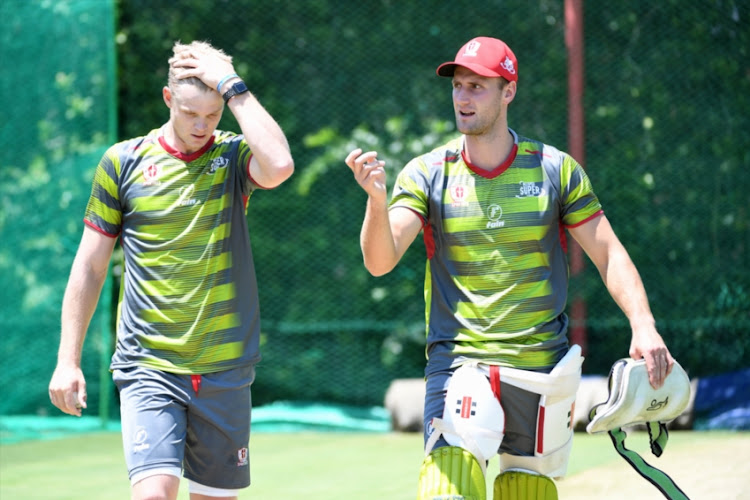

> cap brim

[{"left": 436, "top": 62, "right": 504, "bottom": 78}]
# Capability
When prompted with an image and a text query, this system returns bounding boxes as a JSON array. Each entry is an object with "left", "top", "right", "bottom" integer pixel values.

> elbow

[
  {"left": 367, "top": 267, "right": 389, "bottom": 278},
  {"left": 281, "top": 156, "right": 295, "bottom": 178},
  {"left": 274, "top": 157, "right": 295, "bottom": 183},
  {"left": 364, "top": 258, "right": 395, "bottom": 277},
  {"left": 260, "top": 158, "right": 295, "bottom": 188}
]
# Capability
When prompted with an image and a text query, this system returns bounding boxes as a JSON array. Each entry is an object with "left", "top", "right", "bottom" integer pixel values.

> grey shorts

[
  {"left": 423, "top": 368, "right": 541, "bottom": 457},
  {"left": 113, "top": 364, "right": 255, "bottom": 489}
]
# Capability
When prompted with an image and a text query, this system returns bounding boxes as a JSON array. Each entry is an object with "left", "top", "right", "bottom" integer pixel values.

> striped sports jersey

[
  {"left": 84, "top": 128, "right": 261, "bottom": 374},
  {"left": 390, "top": 130, "right": 603, "bottom": 374}
]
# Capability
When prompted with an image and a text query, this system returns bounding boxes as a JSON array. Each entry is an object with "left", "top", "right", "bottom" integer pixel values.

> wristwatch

[{"left": 222, "top": 80, "right": 249, "bottom": 103}]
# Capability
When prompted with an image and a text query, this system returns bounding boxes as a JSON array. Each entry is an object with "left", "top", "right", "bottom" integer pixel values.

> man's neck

[
  {"left": 463, "top": 127, "right": 514, "bottom": 171},
  {"left": 160, "top": 123, "right": 178, "bottom": 149}
]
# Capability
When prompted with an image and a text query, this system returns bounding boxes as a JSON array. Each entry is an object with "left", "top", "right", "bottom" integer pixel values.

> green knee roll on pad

[
  {"left": 417, "top": 446, "right": 486, "bottom": 500},
  {"left": 493, "top": 471, "right": 557, "bottom": 500}
]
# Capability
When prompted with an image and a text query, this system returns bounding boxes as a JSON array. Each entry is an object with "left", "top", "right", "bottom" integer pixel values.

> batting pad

[
  {"left": 493, "top": 470, "right": 557, "bottom": 500},
  {"left": 586, "top": 357, "right": 691, "bottom": 500},
  {"left": 587, "top": 358, "right": 690, "bottom": 434},
  {"left": 417, "top": 446, "right": 486, "bottom": 500}
]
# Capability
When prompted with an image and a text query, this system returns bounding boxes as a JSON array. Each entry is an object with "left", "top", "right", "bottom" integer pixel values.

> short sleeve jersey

[
  {"left": 390, "top": 130, "right": 603, "bottom": 374},
  {"left": 84, "top": 128, "right": 261, "bottom": 374}
]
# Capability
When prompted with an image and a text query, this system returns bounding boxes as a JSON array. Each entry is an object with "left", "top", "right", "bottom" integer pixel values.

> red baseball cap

[{"left": 436, "top": 37, "right": 518, "bottom": 82}]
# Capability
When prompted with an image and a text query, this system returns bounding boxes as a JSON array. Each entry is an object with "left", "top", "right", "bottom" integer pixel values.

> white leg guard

[
  {"left": 498, "top": 435, "right": 572, "bottom": 479},
  {"left": 493, "top": 470, "right": 557, "bottom": 500},
  {"left": 491, "top": 345, "right": 583, "bottom": 479},
  {"left": 417, "top": 446, "right": 487, "bottom": 500}
]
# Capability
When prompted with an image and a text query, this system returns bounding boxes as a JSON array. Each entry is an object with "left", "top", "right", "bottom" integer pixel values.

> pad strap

[
  {"left": 648, "top": 421, "right": 669, "bottom": 457},
  {"left": 426, "top": 417, "right": 504, "bottom": 475},
  {"left": 605, "top": 424, "right": 689, "bottom": 500}
]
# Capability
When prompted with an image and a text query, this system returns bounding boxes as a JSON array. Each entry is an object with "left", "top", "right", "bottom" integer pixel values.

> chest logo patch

[
  {"left": 142, "top": 164, "right": 161, "bottom": 186},
  {"left": 449, "top": 185, "right": 470, "bottom": 207},
  {"left": 486, "top": 204, "right": 505, "bottom": 229},
  {"left": 178, "top": 184, "right": 201, "bottom": 207},
  {"left": 516, "top": 181, "right": 543, "bottom": 198},
  {"left": 208, "top": 156, "right": 229, "bottom": 174}
]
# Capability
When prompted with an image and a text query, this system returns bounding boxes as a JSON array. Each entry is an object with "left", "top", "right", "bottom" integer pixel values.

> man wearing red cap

[{"left": 345, "top": 36, "right": 675, "bottom": 499}]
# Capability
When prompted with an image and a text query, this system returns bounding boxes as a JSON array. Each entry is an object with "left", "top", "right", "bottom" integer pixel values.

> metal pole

[
  {"left": 565, "top": 0, "right": 588, "bottom": 356},
  {"left": 99, "top": 0, "right": 119, "bottom": 428}
]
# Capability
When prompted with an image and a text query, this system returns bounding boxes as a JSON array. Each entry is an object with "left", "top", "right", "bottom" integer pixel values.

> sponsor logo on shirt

[
  {"left": 208, "top": 156, "right": 229, "bottom": 174},
  {"left": 178, "top": 184, "right": 201, "bottom": 207},
  {"left": 516, "top": 181, "right": 544, "bottom": 198},
  {"left": 486, "top": 204, "right": 505, "bottom": 229}
]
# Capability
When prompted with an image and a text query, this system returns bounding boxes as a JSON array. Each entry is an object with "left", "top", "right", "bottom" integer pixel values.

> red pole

[{"left": 565, "top": 0, "right": 588, "bottom": 356}]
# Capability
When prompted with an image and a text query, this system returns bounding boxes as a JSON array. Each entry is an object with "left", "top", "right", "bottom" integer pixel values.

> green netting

[
  {"left": 0, "top": 0, "right": 117, "bottom": 420},
  {"left": 1, "top": 1, "right": 747, "bottom": 442},
  {"left": 0, "top": 402, "right": 390, "bottom": 444}
]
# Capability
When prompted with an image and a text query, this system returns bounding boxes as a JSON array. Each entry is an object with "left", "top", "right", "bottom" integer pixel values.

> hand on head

[{"left": 169, "top": 42, "right": 237, "bottom": 92}]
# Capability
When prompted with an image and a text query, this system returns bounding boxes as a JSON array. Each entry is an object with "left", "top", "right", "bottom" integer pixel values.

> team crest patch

[
  {"left": 237, "top": 447, "right": 249, "bottom": 467},
  {"left": 142, "top": 164, "right": 161, "bottom": 186},
  {"left": 463, "top": 40, "right": 480, "bottom": 57},
  {"left": 449, "top": 184, "right": 470, "bottom": 207},
  {"left": 501, "top": 56, "right": 516, "bottom": 75}
]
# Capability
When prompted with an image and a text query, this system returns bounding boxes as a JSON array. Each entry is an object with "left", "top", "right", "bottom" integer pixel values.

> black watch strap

[{"left": 222, "top": 80, "right": 249, "bottom": 103}]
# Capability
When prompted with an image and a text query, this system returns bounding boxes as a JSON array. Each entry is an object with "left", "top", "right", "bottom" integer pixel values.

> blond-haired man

[{"left": 49, "top": 40, "right": 293, "bottom": 500}]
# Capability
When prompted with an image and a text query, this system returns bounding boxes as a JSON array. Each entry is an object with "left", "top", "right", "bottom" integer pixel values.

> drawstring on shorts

[{"left": 191, "top": 374, "right": 202, "bottom": 395}]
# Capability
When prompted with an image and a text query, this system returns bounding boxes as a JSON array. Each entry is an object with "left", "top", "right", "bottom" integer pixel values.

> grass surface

[{"left": 0, "top": 430, "right": 744, "bottom": 499}]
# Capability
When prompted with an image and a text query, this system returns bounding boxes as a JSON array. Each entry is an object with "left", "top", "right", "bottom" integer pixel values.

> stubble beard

[
  {"left": 455, "top": 106, "right": 504, "bottom": 138},
  {"left": 456, "top": 114, "right": 490, "bottom": 137}
]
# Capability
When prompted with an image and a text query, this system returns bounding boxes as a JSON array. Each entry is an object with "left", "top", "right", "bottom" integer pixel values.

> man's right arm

[
  {"left": 345, "top": 148, "right": 423, "bottom": 276},
  {"left": 361, "top": 199, "right": 422, "bottom": 276},
  {"left": 49, "top": 226, "right": 116, "bottom": 416}
]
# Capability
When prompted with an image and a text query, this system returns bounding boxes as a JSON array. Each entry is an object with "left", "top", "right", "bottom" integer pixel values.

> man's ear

[
  {"left": 504, "top": 81, "right": 517, "bottom": 103},
  {"left": 163, "top": 86, "right": 173, "bottom": 108}
]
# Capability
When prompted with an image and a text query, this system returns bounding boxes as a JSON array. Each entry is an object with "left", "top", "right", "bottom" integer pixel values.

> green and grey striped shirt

[
  {"left": 84, "top": 128, "right": 262, "bottom": 374},
  {"left": 390, "top": 130, "right": 603, "bottom": 375}
]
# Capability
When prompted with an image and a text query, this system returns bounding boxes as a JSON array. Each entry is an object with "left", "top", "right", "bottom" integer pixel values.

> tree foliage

[
  {"left": 105, "top": 0, "right": 750, "bottom": 379},
  {"left": 1, "top": 0, "right": 747, "bottom": 415}
]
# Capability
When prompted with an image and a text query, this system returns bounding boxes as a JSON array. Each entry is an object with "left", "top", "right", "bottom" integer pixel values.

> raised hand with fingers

[{"left": 345, "top": 148, "right": 387, "bottom": 202}]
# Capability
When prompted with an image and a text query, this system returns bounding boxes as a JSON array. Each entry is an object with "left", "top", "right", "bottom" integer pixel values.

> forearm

[
  {"left": 573, "top": 216, "right": 671, "bottom": 385},
  {"left": 599, "top": 247, "right": 655, "bottom": 329},
  {"left": 227, "top": 92, "right": 294, "bottom": 187},
  {"left": 361, "top": 197, "right": 400, "bottom": 276},
  {"left": 57, "top": 260, "right": 109, "bottom": 366}
]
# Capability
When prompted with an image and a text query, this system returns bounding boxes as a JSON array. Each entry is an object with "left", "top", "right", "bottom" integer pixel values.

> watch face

[{"left": 223, "top": 80, "right": 249, "bottom": 102}]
